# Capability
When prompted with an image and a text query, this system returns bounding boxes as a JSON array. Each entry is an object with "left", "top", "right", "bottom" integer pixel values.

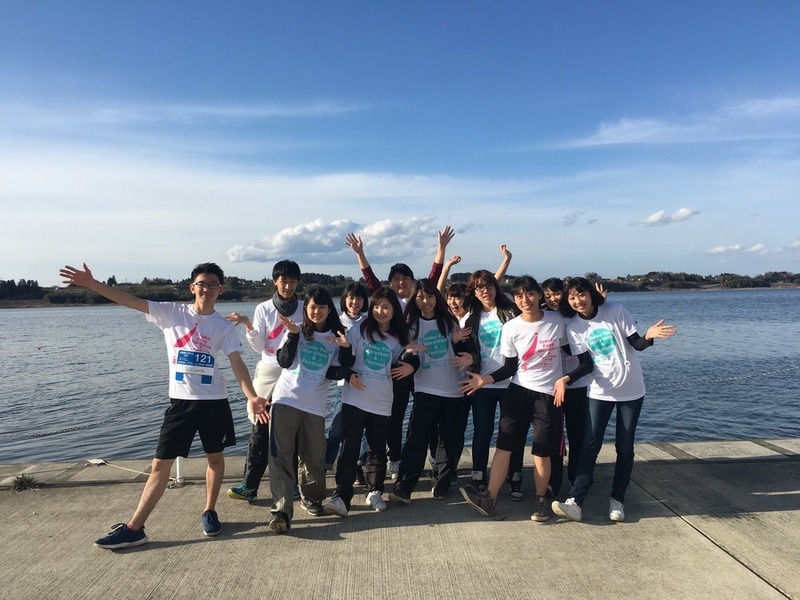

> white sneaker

[
  {"left": 609, "top": 498, "right": 625, "bottom": 522},
  {"left": 389, "top": 461, "right": 400, "bottom": 480},
  {"left": 366, "top": 490, "right": 388, "bottom": 512},
  {"left": 323, "top": 496, "right": 348, "bottom": 517},
  {"left": 551, "top": 497, "right": 582, "bottom": 522}
]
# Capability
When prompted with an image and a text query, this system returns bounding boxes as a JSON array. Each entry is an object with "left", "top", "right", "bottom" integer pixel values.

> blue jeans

[
  {"left": 469, "top": 387, "right": 506, "bottom": 479},
  {"left": 568, "top": 396, "right": 644, "bottom": 505}
]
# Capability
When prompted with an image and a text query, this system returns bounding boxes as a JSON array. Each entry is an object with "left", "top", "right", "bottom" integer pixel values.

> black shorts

[
  {"left": 155, "top": 398, "right": 236, "bottom": 459},
  {"left": 495, "top": 384, "right": 562, "bottom": 457}
]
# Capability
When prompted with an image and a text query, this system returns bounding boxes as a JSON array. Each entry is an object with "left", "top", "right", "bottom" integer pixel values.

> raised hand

[
  {"left": 327, "top": 331, "right": 351, "bottom": 348},
  {"left": 345, "top": 232, "right": 364, "bottom": 255},
  {"left": 278, "top": 314, "right": 300, "bottom": 334},
  {"left": 59, "top": 263, "right": 95, "bottom": 288},
  {"left": 646, "top": 319, "right": 676, "bottom": 341}
]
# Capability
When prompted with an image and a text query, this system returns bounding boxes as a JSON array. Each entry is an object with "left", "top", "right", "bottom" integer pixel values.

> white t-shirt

[
  {"left": 499, "top": 312, "right": 565, "bottom": 394},
  {"left": 566, "top": 301, "right": 646, "bottom": 402},
  {"left": 412, "top": 318, "right": 465, "bottom": 398},
  {"left": 146, "top": 301, "right": 243, "bottom": 401},
  {"left": 341, "top": 325, "right": 405, "bottom": 416},
  {"left": 467, "top": 308, "right": 508, "bottom": 390},
  {"left": 271, "top": 331, "right": 342, "bottom": 417},
  {"left": 245, "top": 298, "right": 305, "bottom": 366},
  {"left": 340, "top": 312, "right": 366, "bottom": 330}
]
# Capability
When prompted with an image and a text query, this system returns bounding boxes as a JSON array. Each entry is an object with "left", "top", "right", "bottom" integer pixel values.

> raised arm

[
  {"left": 59, "top": 263, "right": 149, "bottom": 313},
  {"left": 493, "top": 244, "right": 512, "bottom": 282},
  {"left": 345, "top": 232, "right": 381, "bottom": 294},
  {"left": 437, "top": 255, "right": 461, "bottom": 295},
  {"left": 428, "top": 225, "right": 454, "bottom": 281}
]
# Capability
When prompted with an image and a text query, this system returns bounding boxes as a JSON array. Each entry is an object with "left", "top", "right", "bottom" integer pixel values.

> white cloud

[
  {"left": 707, "top": 244, "right": 742, "bottom": 255},
  {"left": 747, "top": 243, "right": 768, "bottom": 254},
  {"left": 227, "top": 216, "right": 444, "bottom": 265},
  {"left": 791, "top": 241, "right": 800, "bottom": 249},
  {"left": 561, "top": 94, "right": 800, "bottom": 148},
  {"left": 631, "top": 207, "right": 700, "bottom": 227}
]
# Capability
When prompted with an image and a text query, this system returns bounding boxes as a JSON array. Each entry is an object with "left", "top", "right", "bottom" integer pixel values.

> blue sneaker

[
  {"left": 293, "top": 484, "right": 301, "bottom": 499},
  {"left": 202, "top": 510, "right": 222, "bottom": 537},
  {"left": 94, "top": 523, "right": 147, "bottom": 549},
  {"left": 227, "top": 483, "right": 257, "bottom": 502}
]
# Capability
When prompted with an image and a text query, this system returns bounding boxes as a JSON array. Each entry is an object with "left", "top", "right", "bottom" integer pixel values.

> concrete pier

[{"left": 2, "top": 439, "right": 799, "bottom": 599}]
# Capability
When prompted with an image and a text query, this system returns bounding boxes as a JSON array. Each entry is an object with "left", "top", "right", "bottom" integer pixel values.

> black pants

[
  {"left": 243, "top": 421, "right": 269, "bottom": 491},
  {"left": 394, "top": 392, "right": 467, "bottom": 495},
  {"left": 332, "top": 403, "right": 390, "bottom": 509},
  {"left": 387, "top": 377, "right": 414, "bottom": 462}
]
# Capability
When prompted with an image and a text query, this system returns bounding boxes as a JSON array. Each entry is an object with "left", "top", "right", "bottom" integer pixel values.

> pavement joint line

[
  {"left": 750, "top": 439, "right": 800, "bottom": 457},
  {"left": 631, "top": 478, "right": 793, "bottom": 600}
]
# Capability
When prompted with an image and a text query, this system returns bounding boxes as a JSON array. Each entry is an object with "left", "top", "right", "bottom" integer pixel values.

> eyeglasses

[
  {"left": 474, "top": 284, "right": 491, "bottom": 292},
  {"left": 192, "top": 282, "right": 221, "bottom": 290}
]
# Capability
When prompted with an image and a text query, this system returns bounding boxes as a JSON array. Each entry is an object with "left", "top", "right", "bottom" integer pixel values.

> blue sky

[{"left": 2, "top": 1, "right": 799, "bottom": 287}]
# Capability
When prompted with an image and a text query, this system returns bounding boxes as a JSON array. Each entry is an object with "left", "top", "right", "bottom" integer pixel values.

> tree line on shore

[{"left": 2, "top": 270, "right": 798, "bottom": 306}]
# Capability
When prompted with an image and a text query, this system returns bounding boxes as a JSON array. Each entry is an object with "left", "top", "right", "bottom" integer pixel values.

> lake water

[{"left": 1, "top": 289, "right": 799, "bottom": 463}]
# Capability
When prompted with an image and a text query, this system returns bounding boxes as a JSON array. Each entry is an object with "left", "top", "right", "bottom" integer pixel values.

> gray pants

[{"left": 269, "top": 403, "right": 326, "bottom": 521}]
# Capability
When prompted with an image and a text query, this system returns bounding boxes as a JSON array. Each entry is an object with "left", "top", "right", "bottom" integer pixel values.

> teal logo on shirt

[
  {"left": 421, "top": 328, "right": 448, "bottom": 359},
  {"left": 587, "top": 328, "right": 617, "bottom": 357},
  {"left": 479, "top": 320, "right": 502, "bottom": 354},
  {"left": 363, "top": 341, "right": 392, "bottom": 370},
  {"left": 300, "top": 341, "right": 331, "bottom": 371}
]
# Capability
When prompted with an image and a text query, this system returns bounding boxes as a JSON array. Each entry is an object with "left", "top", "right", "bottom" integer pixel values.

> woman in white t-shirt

[
  {"left": 389, "top": 279, "right": 478, "bottom": 503},
  {"left": 552, "top": 277, "right": 676, "bottom": 524}
]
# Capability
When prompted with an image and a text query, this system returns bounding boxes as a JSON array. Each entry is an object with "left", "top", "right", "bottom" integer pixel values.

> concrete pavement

[{"left": 2, "top": 439, "right": 799, "bottom": 599}]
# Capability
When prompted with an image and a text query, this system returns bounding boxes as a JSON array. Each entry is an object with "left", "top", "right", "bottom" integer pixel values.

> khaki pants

[{"left": 268, "top": 403, "right": 326, "bottom": 521}]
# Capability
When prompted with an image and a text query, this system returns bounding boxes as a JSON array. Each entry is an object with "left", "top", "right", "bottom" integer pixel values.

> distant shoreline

[{"left": 3, "top": 284, "right": 798, "bottom": 309}]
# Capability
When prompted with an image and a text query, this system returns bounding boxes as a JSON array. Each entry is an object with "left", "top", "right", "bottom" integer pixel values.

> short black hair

[
  {"left": 559, "top": 276, "right": 606, "bottom": 318},
  {"left": 340, "top": 282, "right": 370, "bottom": 314},
  {"left": 388, "top": 263, "right": 414, "bottom": 281},
  {"left": 272, "top": 260, "right": 301, "bottom": 281},
  {"left": 191, "top": 263, "right": 224, "bottom": 284},
  {"left": 541, "top": 277, "right": 564, "bottom": 293},
  {"left": 510, "top": 275, "right": 542, "bottom": 296}
]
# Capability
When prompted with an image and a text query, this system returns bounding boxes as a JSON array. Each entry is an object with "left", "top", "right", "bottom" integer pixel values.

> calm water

[{"left": 1, "top": 289, "right": 799, "bottom": 463}]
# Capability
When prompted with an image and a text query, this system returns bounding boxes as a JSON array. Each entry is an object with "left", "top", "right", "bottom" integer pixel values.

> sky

[{"left": 1, "top": 1, "right": 799, "bottom": 287}]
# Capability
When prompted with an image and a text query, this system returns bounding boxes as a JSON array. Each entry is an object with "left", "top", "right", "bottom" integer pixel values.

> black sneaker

[
  {"left": 94, "top": 523, "right": 147, "bottom": 549},
  {"left": 470, "top": 478, "right": 487, "bottom": 494},
  {"left": 460, "top": 486, "right": 495, "bottom": 517},
  {"left": 507, "top": 476, "right": 524, "bottom": 502},
  {"left": 530, "top": 495, "right": 550, "bottom": 522},
  {"left": 432, "top": 487, "right": 449, "bottom": 501},
  {"left": 300, "top": 498, "right": 324, "bottom": 517},
  {"left": 202, "top": 509, "right": 222, "bottom": 536},
  {"left": 268, "top": 511, "right": 291, "bottom": 534}
]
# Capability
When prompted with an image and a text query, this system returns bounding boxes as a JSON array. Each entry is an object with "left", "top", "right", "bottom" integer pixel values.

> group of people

[{"left": 59, "top": 225, "right": 675, "bottom": 549}]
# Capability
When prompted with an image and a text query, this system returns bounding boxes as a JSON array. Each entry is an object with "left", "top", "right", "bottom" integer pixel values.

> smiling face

[
  {"left": 305, "top": 299, "right": 330, "bottom": 330},
  {"left": 447, "top": 294, "right": 466, "bottom": 318},
  {"left": 567, "top": 288, "right": 594, "bottom": 318},
  {"left": 190, "top": 274, "right": 222, "bottom": 313},
  {"left": 473, "top": 278, "right": 497, "bottom": 311},
  {"left": 415, "top": 290, "right": 437, "bottom": 319},
  {"left": 543, "top": 288, "right": 562, "bottom": 311},
  {"left": 372, "top": 297, "right": 394, "bottom": 330},
  {"left": 390, "top": 274, "right": 414, "bottom": 299},
  {"left": 513, "top": 288, "right": 543, "bottom": 320},
  {"left": 274, "top": 275, "right": 299, "bottom": 300},
  {"left": 345, "top": 293, "right": 365, "bottom": 317}
]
